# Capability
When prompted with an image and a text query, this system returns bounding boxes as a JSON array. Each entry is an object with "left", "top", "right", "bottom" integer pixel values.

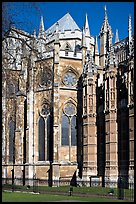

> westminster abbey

[{"left": 2, "top": 7, "right": 134, "bottom": 186}]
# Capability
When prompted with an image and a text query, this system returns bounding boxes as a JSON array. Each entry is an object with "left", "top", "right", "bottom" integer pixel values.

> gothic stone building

[{"left": 2, "top": 9, "right": 134, "bottom": 186}]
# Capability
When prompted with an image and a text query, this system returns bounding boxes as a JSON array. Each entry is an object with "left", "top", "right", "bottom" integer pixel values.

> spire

[
  {"left": 104, "top": 5, "right": 108, "bottom": 21},
  {"left": 84, "top": 13, "right": 90, "bottom": 36},
  {"left": 100, "top": 5, "right": 112, "bottom": 34},
  {"left": 103, "top": 5, "right": 108, "bottom": 30},
  {"left": 82, "top": 26, "right": 86, "bottom": 47},
  {"left": 128, "top": 15, "right": 133, "bottom": 56},
  {"left": 128, "top": 15, "right": 132, "bottom": 42},
  {"left": 115, "top": 29, "right": 119, "bottom": 43},
  {"left": 95, "top": 36, "right": 99, "bottom": 54},
  {"left": 38, "top": 16, "right": 46, "bottom": 39},
  {"left": 39, "top": 16, "right": 44, "bottom": 32}
]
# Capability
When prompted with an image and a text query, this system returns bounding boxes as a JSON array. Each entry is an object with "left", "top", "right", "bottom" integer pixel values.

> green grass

[
  {"left": 2, "top": 191, "right": 127, "bottom": 202},
  {"left": 3, "top": 184, "right": 133, "bottom": 200}
]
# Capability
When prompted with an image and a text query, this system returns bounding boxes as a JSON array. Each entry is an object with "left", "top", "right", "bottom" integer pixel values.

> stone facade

[{"left": 2, "top": 10, "right": 134, "bottom": 185}]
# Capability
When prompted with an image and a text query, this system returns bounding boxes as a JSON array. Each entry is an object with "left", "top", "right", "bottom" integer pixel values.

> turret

[{"left": 99, "top": 5, "right": 113, "bottom": 67}]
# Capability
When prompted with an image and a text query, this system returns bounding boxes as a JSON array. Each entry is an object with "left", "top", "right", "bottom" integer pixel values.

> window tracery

[{"left": 63, "top": 71, "right": 77, "bottom": 87}]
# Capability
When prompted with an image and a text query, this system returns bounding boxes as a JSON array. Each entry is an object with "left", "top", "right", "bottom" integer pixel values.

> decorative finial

[
  {"left": 115, "top": 29, "right": 119, "bottom": 43},
  {"left": 33, "top": 29, "right": 36, "bottom": 38},
  {"left": 104, "top": 5, "right": 108, "bottom": 20}
]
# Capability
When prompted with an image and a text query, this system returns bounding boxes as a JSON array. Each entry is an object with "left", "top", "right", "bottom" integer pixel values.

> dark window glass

[
  {"left": 47, "top": 115, "right": 51, "bottom": 160},
  {"left": 71, "top": 116, "right": 77, "bottom": 146},
  {"left": 61, "top": 114, "right": 69, "bottom": 145},
  {"left": 38, "top": 116, "right": 45, "bottom": 161},
  {"left": 9, "top": 120, "right": 15, "bottom": 162}
]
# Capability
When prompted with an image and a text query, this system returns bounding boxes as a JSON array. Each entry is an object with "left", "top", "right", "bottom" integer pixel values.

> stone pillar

[
  {"left": 15, "top": 95, "right": 25, "bottom": 163},
  {"left": 104, "top": 68, "right": 118, "bottom": 183},
  {"left": 52, "top": 37, "right": 60, "bottom": 184},
  {"left": 82, "top": 73, "right": 97, "bottom": 183},
  {"left": 27, "top": 51, "right": 36, "bottom": 181}
]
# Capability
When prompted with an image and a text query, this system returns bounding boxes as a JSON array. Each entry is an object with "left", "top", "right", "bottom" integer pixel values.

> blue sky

[{"left": 6, "top": 2, "right": 134, "bottom": 44}]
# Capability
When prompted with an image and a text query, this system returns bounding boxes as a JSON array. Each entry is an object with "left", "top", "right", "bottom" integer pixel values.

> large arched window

[
  {"left": 38, "top": 103, "right": 52, "bottom": 161},
  {"left": 38, "top": 116, "right": 45, "bottom": 161},
  {"left": 9, "top": 120, "right": 15, "bottom": 162},
  {"left": 61, "top": 102, "right": 77, "bottom": 146}
]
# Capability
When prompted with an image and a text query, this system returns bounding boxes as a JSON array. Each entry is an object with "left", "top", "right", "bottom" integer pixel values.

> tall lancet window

[
  {"left": 38, "top": 116, "right": 45, "bottom": 161},
  {"left": 38, "top": 103, "right": 51, "bottom": 161},
  {"left": 61, "top": 102, "right": 77, "bottom": 146},
  {"left": 47, "top": 115, "right": 52, "bottom": 161},
  {"left": 61, "top": 114, "right": 69, "bottom": 145},
  {"left": 71, "top": 115, "right": 77, "bottom": 146},
  {"left": 9, "top": 119, "right": 15, "bottom": 162}
]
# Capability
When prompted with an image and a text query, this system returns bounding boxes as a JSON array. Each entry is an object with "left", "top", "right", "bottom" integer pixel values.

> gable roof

[{"left": 46, "top": 13, "right": 81, "bottom": 36}]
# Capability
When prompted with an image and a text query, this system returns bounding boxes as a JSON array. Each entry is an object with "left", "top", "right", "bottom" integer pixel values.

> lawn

[{"left": 2, "top": 191, "right": 127, "bottom": 202}]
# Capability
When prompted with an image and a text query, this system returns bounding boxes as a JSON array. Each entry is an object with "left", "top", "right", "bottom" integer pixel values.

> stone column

[
  {"left": 82, "top": 74, "right": 97, "bottom": 183},
  {"left": 27, "top": 51, "right": 37, "bottom": 182},
  {"left": 52, "top": 37, "right": 60, "bottom": 185},
  {"left": 104, "top": 68, "right": 118, "bottom": 184}
]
